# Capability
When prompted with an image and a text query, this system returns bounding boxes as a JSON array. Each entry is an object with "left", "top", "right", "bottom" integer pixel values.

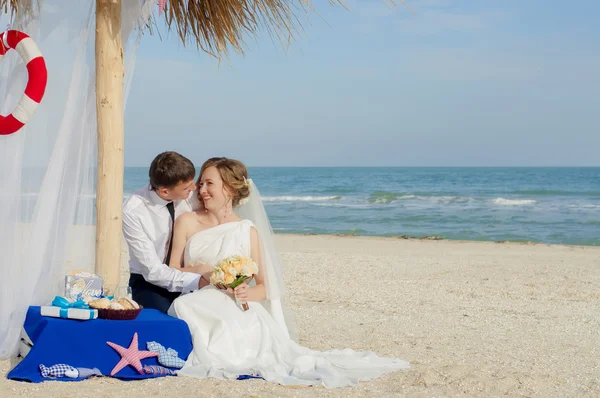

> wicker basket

[{"left": 95, "top": 306, "right": 143, "bottom": 320}]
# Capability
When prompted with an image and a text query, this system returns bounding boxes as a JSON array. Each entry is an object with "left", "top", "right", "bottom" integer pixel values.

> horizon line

[{"left": 123, "top": 165, "right": 600, "bottom": 168}]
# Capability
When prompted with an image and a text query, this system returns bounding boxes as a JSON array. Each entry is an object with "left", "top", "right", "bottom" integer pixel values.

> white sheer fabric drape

[
  {"left": 0, "top": 0, "right": 156, "bottom": 359},
  {"left": 235, "top": 180, "right": 298, "bottom": 341}
]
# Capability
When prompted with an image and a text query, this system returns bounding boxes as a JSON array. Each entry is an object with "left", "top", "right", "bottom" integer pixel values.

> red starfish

[{"left": 106, "top": 332, "right": 158, "bottom": 376}]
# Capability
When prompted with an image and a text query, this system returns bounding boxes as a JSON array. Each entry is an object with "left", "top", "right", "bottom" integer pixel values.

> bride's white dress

[{"left": 168, "top": 220, "right": 409, "bottom": 387}]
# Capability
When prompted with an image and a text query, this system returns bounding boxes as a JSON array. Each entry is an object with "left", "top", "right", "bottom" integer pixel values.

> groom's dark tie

[{"left": 164, "top": 201, "right": 175, "bottom": 265}]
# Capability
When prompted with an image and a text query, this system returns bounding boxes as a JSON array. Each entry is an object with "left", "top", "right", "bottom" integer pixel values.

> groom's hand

[
  {"left": 188, "top": 262, "right": 214, "bottom": 275},
  {"left": 198, "top": 276, "right": 210, "bottom": 289},
  {"left": 215, "top": 284, "right": 235, "bottom": 295}
]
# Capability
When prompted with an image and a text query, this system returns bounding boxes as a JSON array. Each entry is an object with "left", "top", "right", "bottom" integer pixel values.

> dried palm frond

[{"left": 158, "top": 0, "right": 338, "bottom": 56}]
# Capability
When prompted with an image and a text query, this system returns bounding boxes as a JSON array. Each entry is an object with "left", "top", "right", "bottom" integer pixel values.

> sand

[{"left": 1, "top": 235, "right": 599, "bottom": 397}]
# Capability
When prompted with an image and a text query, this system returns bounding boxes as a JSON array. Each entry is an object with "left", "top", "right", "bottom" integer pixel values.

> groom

[{"left": 122, "top": 151, "right": 206, "bottom": 313}]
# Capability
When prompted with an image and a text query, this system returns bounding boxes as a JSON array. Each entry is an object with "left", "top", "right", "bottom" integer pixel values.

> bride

[{"left": 167, "top": 157, "right": 409, "bottom": 387}]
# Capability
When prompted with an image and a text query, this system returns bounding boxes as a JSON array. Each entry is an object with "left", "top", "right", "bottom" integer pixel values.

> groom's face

[{"left": 162, "top": 179, "right": 196, "bottom": 201}]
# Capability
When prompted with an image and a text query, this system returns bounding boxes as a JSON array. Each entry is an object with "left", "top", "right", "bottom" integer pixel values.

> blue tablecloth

[{"left": 8, "top": 306, "right": 192, "bottom": 383}]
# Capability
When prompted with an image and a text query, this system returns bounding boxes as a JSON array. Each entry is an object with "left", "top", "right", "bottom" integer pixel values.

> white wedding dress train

[{"left": 168, "top": 220, "right": 409, "bottom": 387}]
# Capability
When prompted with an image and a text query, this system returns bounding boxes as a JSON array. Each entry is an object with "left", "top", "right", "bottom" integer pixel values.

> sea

[{"left": 124, "top": 167, "right": 600, "bottom": 246}]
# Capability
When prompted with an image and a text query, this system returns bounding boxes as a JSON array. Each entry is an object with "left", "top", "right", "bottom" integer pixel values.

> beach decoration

[
  {"left": 39, "top": 364, "right": 79, "bottom": 378},
  {"left": 146, "top": 341, "right": 185, "bottom": 369},
  {"left": 40, "top": 299, "right": 98, "bottom": 321},
  {"left": 142, "top": 365, "right": 176, "bottom": 376},
  {"left": 0, "top": 30, "right": 47, "bottom": 136},
  {"left": 89, "top": 295, "right": 142, "bottom": 320},
  {"left": 39, "top": 364, "right": 101, "bottom": 379},
  {"left": 106, "top": 332, "right": 158, "bottom": 376},
  {"left": 65, "top": 270, "right": 103, "bottom": 301}
]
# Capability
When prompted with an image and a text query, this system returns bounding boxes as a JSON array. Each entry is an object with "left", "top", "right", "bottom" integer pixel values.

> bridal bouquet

[{"left": 210, "top": 255, "right": 259, "bottom": 311}]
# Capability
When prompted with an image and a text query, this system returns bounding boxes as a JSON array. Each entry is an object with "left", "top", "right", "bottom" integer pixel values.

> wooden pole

[{"left": 95, "top": 0, "right": 123, "bottom": 288}]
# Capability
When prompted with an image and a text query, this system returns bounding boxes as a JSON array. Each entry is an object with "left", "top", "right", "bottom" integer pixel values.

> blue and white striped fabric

[{"left": 143, "top": 365, "right": 176, "bottom": 376}]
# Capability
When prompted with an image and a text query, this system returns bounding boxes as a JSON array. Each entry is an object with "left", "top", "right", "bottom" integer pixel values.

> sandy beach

[{"left": 2, "top": 234, "right": 599, "bottom": 397}]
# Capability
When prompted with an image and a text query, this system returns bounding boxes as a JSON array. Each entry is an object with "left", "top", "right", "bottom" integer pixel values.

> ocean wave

[
  {"left": 262, "top": 195, "right": 342, "bottom": 202},
  {"left": 511, "top": 189, "right": 600, "bottom": 196},
  {"left": 368, "top": 195, "right": 416, "bottom": 204},
  {"left": 313, "top": 203, "right": 373, "bottom": 208},
  {"left": 579, "top": 220, "right": 600, "bottom": 225},
  {"left": 367, "top": 192, "right": 405, "bottom": 204},
  {"left": 316, "top": 187, "right": 357, "bottom": 195},
  {"left": 428, "top": 196, "right": 474, "bottom": 204},
  {"left": 368, "top": 191, "right": 474, "bottom": 205},
  {"left": 492, "top": 198, "right": 537, "bottom": 206},
  {"left": 568, "top": 204, "right": 600, "bottom": 209}
]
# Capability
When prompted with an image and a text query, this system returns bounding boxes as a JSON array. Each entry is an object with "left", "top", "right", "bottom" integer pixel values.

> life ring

[{"left": 0, "top": 30, "right": 47, "bottom": 136}]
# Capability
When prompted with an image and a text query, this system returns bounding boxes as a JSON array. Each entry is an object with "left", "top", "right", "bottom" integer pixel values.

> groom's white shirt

[{"left": 122, "top": 185, "right": 201, "bottom": 293}]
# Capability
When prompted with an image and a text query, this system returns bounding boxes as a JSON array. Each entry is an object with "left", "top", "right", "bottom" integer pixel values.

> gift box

[
  {"left": 40, "top": 306, "right": 98, "bottom": 320},
  {"left": 64, "top": 271, "right": 103, "bottom": 300}
]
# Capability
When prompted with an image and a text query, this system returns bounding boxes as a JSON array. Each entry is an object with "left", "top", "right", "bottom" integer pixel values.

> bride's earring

[{"left": 223, "top": 197, "right": 232, "bottom": 220}]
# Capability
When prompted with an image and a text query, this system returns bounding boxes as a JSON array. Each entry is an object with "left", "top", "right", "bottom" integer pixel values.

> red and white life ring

[{"left": 0, "top": 30, "right": 47, "bottom": 136}]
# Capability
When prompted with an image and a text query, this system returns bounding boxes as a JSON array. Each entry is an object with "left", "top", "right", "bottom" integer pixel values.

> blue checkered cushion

[{"left": 147, "top": 341, "right": 185, "bottom": 369}]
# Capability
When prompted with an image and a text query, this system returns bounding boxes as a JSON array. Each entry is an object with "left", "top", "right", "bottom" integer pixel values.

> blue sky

[{"left": 125, "top": 0, "right": 600, "bottom": 167}]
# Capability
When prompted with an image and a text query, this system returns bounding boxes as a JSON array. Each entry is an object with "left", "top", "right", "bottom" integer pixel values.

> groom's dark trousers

[{"left": 129, "top": 273, "right": 180, "bottom": 314}]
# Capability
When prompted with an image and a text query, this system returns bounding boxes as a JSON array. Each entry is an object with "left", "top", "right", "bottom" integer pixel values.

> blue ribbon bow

[{"left": 52, "top": 296, "right": 89, "bottom": 309}]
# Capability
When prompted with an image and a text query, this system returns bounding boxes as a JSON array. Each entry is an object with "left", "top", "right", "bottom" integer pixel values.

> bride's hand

[{"left": 234, "top": 282, "right": 249, "bottom": 302}]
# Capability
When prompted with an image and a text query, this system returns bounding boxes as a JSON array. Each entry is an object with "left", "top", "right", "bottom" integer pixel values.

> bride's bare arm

[
  {"left": 169, "top": 213, "right": 213, "bottom": 278},
  {"left": 234, "top": 227, "right": 266, "bottom": 302},
  {"left": 168, "top": 213, "right": 192, "bottom": 269}
]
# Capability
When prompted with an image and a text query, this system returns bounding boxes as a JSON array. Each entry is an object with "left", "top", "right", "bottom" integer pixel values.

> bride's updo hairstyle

[{"left": 198, "top": 157, "right": 251, "bottom": 207}]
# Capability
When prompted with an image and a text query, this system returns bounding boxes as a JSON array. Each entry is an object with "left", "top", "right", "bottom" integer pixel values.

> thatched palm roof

[
  {"left": 0, "top": 0, "right": 327, "bottom": 56},
  {"left": 0, "top": 0, "right": 407, "bottom": 56},
  {"left": 160, "top": 0, "right": 322, "bottom": 55}
]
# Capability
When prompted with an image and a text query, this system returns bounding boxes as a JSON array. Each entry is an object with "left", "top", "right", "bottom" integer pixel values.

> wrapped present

[
  {"left": 41, "top": 306, "right": 98, "bottom": 320},
  {"left": 65, "top": 270, "right": 103, "bottom": 300}
]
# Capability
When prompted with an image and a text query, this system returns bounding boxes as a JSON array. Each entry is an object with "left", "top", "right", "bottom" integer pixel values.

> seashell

[
  {"left": 117, "top": 298, "right": 135, "bottom": 310},
  {"left": 89, "top": 298, "right": 111, "bottom": 309},
  {"left": 123, "top": 297, "right": 140, "bottom": 309},
  {"left": 109, "top": 302, "right": 125, "bottom": 310}
]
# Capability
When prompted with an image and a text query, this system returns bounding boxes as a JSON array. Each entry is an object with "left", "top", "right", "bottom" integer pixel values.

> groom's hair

[{"left": 149, "top": 151, "right": 196, "bottom": 189}]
